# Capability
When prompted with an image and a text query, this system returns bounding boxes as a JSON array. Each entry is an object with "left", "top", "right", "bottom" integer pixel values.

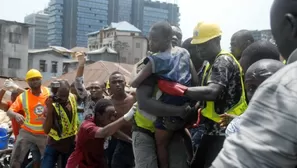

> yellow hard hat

[
  {"left": 191, "top": 22, "right": 222, "bottom": 45},
  {"left": 26, "top": 69, "right": 42, "bottom": 81}
]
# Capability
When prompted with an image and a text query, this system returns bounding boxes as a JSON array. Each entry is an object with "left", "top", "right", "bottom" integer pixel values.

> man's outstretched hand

[{"left": 219, "top": 113, "right": 237, "bottom": 128}]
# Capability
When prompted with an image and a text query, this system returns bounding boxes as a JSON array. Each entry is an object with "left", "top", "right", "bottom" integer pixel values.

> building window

[
  {"left": 8, "top": 58, "right": 21, "bottom": 69},
  {"left": 136, "top": 42, "right": 140, "bottom": 48},
  {"left": 120, "top": 57, "right": 126, "bottom": 63},
  {"left": 39, "top": 60, "right": 47, "bottom": 72},
  {"left": 51, "top": 61, "right": 58, "bottom": 73},
  {"left": 131, "top": 33, "right": 135, "bottom": 36},
  {"left": 9, "top": 32, "right": 21, "bottom": 44},
  {"left": 134, "top": 58, "right": 140, "bottom": 63}
]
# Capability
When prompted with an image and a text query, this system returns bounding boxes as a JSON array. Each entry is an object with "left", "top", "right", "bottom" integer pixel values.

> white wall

[
  {"left": 28, "top": 51, "right": 65, "bottom": 81},
  {"left": 1, "top": 23, "right": 29, "bottom": 79}
]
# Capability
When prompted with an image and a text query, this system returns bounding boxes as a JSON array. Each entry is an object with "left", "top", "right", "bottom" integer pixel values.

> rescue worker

[
  {"left": 131, "top": 26, "right": 196, "bottom": 168},
  {"left": 157, "top": 22, "right": 247, "bottom": 167},
  {"left": 211, "top": 0, "right": 297, "bottom": 167},
  {"left": 7, "top": 69, "right": 50, "bottom": 168},
  {"left": 42, "top": 80, "right": 78, "bottom": 167},
  {"left": 74, "top": 52, "right": 105, "bottom": 119},
  {"left": 230, "top": 30, "right": 255, "bottom": 60}
]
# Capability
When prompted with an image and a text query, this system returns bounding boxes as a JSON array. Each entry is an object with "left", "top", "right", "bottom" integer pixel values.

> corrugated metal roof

[
  {"left": 87, "top": 46, "right": 117, "bottom": 54},
  {"left": 43, "top": 61, "right": 134, "bottom": 86},
  {"left": 28, "top": 48, "right": 52, "bottom": 54},
  {"left": 87, "top": 21, "right": 141, "bottom": 36},
  {"left": 50, "top": 46, "right": 72, "bottom": 53},
  {"left": 110, "top": 21, "right": 141, "bottom": 32}
]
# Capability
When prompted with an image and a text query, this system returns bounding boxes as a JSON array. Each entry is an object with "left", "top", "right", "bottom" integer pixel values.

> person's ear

[{"left": 285, "top": 13, "right": 297, "bottom": 38}]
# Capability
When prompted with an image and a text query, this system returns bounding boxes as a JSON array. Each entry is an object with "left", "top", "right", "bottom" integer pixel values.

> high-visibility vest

[
  {"left": 20, "top": 86, "right": 50, "bottom": 134},
  {"left": 134, "top": 107, "right": 155, "bottom": 133},
  {"left": 283, "top": 60, "right": 287, "bottom": 64},
  {"left": 134, "top": 87, "right": 160, "bottom": 133},
  {"left": 48, "top": 93, "right": 78, "bottom": 141},
  {"left": 201, "top": 51, "right": 248, "bottom": 123}
]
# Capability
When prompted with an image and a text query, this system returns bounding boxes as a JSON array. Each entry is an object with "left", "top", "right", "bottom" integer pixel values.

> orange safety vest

[{"left": 20, "top": 86, "right": 50, "bottom": 134}]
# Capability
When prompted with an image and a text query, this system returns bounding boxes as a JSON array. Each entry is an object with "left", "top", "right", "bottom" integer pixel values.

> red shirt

[{"left": 66, "top": 118, "right": 106, "bottom": 168}]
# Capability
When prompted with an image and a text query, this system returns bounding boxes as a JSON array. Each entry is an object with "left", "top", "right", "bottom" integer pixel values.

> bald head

[
  {"left": 270, "top": 0, "right": 297, "bottom": 60},
  {"left": 245, "top": 59, "right": 284, "bottom": 101},
  {"left": 230, "top": 30, "right": 254, "bottom": 60}
]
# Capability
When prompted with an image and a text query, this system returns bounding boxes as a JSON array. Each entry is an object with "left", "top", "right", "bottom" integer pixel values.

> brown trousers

[{"left": 10, "top": 129, "right": 47, "bottom": 168}]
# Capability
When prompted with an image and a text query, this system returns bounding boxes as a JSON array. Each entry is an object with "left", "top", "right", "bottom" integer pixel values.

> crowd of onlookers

[{"left": 1, "top": 0, "right": 297, "bottom": 167}]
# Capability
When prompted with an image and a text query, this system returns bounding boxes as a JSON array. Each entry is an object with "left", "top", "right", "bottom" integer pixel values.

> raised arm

[{"left": 74, "top": 52, "right": 89, "bottom": 99}]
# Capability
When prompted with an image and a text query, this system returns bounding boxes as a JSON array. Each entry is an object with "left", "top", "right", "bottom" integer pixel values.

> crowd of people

[{"left": 1, "top": 0, "right": 297, "bottom": 167}]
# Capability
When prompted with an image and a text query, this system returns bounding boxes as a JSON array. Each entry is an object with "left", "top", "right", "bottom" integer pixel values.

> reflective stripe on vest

[
  {"left": 283, "top": 60, "right": 286, "bottom": 64},
  {"left": 201, "top": 51, "right": 248, "bottom": 123},
  {"left": 134, "top": 87, "right": 159, "bottom": 133},
  {"left": 134, "top": 107, "right": 155, "bottom": 133},
  {"left": 48, "top": 93, "right": 78, "bottom": 141},
  {"left": 21, "top": 87, "right": 50, "bottom": 133}
]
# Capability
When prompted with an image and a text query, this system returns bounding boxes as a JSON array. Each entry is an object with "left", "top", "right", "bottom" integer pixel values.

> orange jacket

[{"left": 9, "top": 86, "right": 50, "bottom": 134}]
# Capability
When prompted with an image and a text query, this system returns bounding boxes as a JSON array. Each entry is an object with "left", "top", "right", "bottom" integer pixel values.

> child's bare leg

[
  {"left": 155, "top": 129, "right": 173, "bottom": 168},
  {"left": 181, "top": 128, "right": 194, "bottom": 163}
]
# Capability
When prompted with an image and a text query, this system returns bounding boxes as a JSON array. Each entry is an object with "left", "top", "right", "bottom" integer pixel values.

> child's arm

[
  {"left": 130, "top": 61, "right": 153, "bottom": 88},
  {"left": 190, "top": 60, "right": 199, "bottom": 86}
]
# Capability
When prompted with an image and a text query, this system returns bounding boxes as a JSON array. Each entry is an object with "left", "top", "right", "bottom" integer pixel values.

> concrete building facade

[
  {"left": 28, "top": 46, "right": 72, "bottom": 81},
  {"left": 48, "top": 0, "right": 108, "bottom": 48},
  {"left": 0, "top": 20, "right": 31, "bottom": 79},
  {"left": 24, "top": 11, "right": 49, "bottom": 49},
  {"left": 87, "top": 21, "right": 147, "bottom": 64}
]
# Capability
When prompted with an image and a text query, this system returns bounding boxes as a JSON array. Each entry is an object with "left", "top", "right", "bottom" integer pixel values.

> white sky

[{"left": 0, "top": 0, "right": 274, "bottom": 49}]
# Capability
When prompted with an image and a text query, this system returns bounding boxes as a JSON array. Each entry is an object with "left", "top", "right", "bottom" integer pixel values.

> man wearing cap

[
  {"left": 157, "top": 22, "right": 247, "bottom": 167},
  {"left": 7, "top": 69, "right": 50, "bottom": 167}
]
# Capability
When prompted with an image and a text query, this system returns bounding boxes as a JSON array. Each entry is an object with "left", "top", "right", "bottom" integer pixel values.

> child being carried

[{"left": 130, "top": 21, "right": 197, "bottom": 168}]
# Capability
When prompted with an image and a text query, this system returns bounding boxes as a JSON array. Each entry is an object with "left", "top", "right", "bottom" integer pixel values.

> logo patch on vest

[{"left": 34, "top": 104, "right": 45, "bottom": 121}]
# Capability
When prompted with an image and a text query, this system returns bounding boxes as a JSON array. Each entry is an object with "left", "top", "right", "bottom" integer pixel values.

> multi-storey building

[
  {"left": 0, "top": 19, "right": 31, "bottom": 79},
  {"left": 87, "top": 21, "right": 147, "bottom": 64},
  {"left": 48, "top": 0, "right": 179, "bottom": 47},
  {"left": 108, "top": 0, "right": 132, "bottom": 24},
  {"left": 24, "top": 10, "right": 49, "bottom": 49},
  {"left": 131, "top": 0, "right": 180, "bottom": 36},
  {"left": 48, "top": 0, "right": 108, "bottom": 48}
]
